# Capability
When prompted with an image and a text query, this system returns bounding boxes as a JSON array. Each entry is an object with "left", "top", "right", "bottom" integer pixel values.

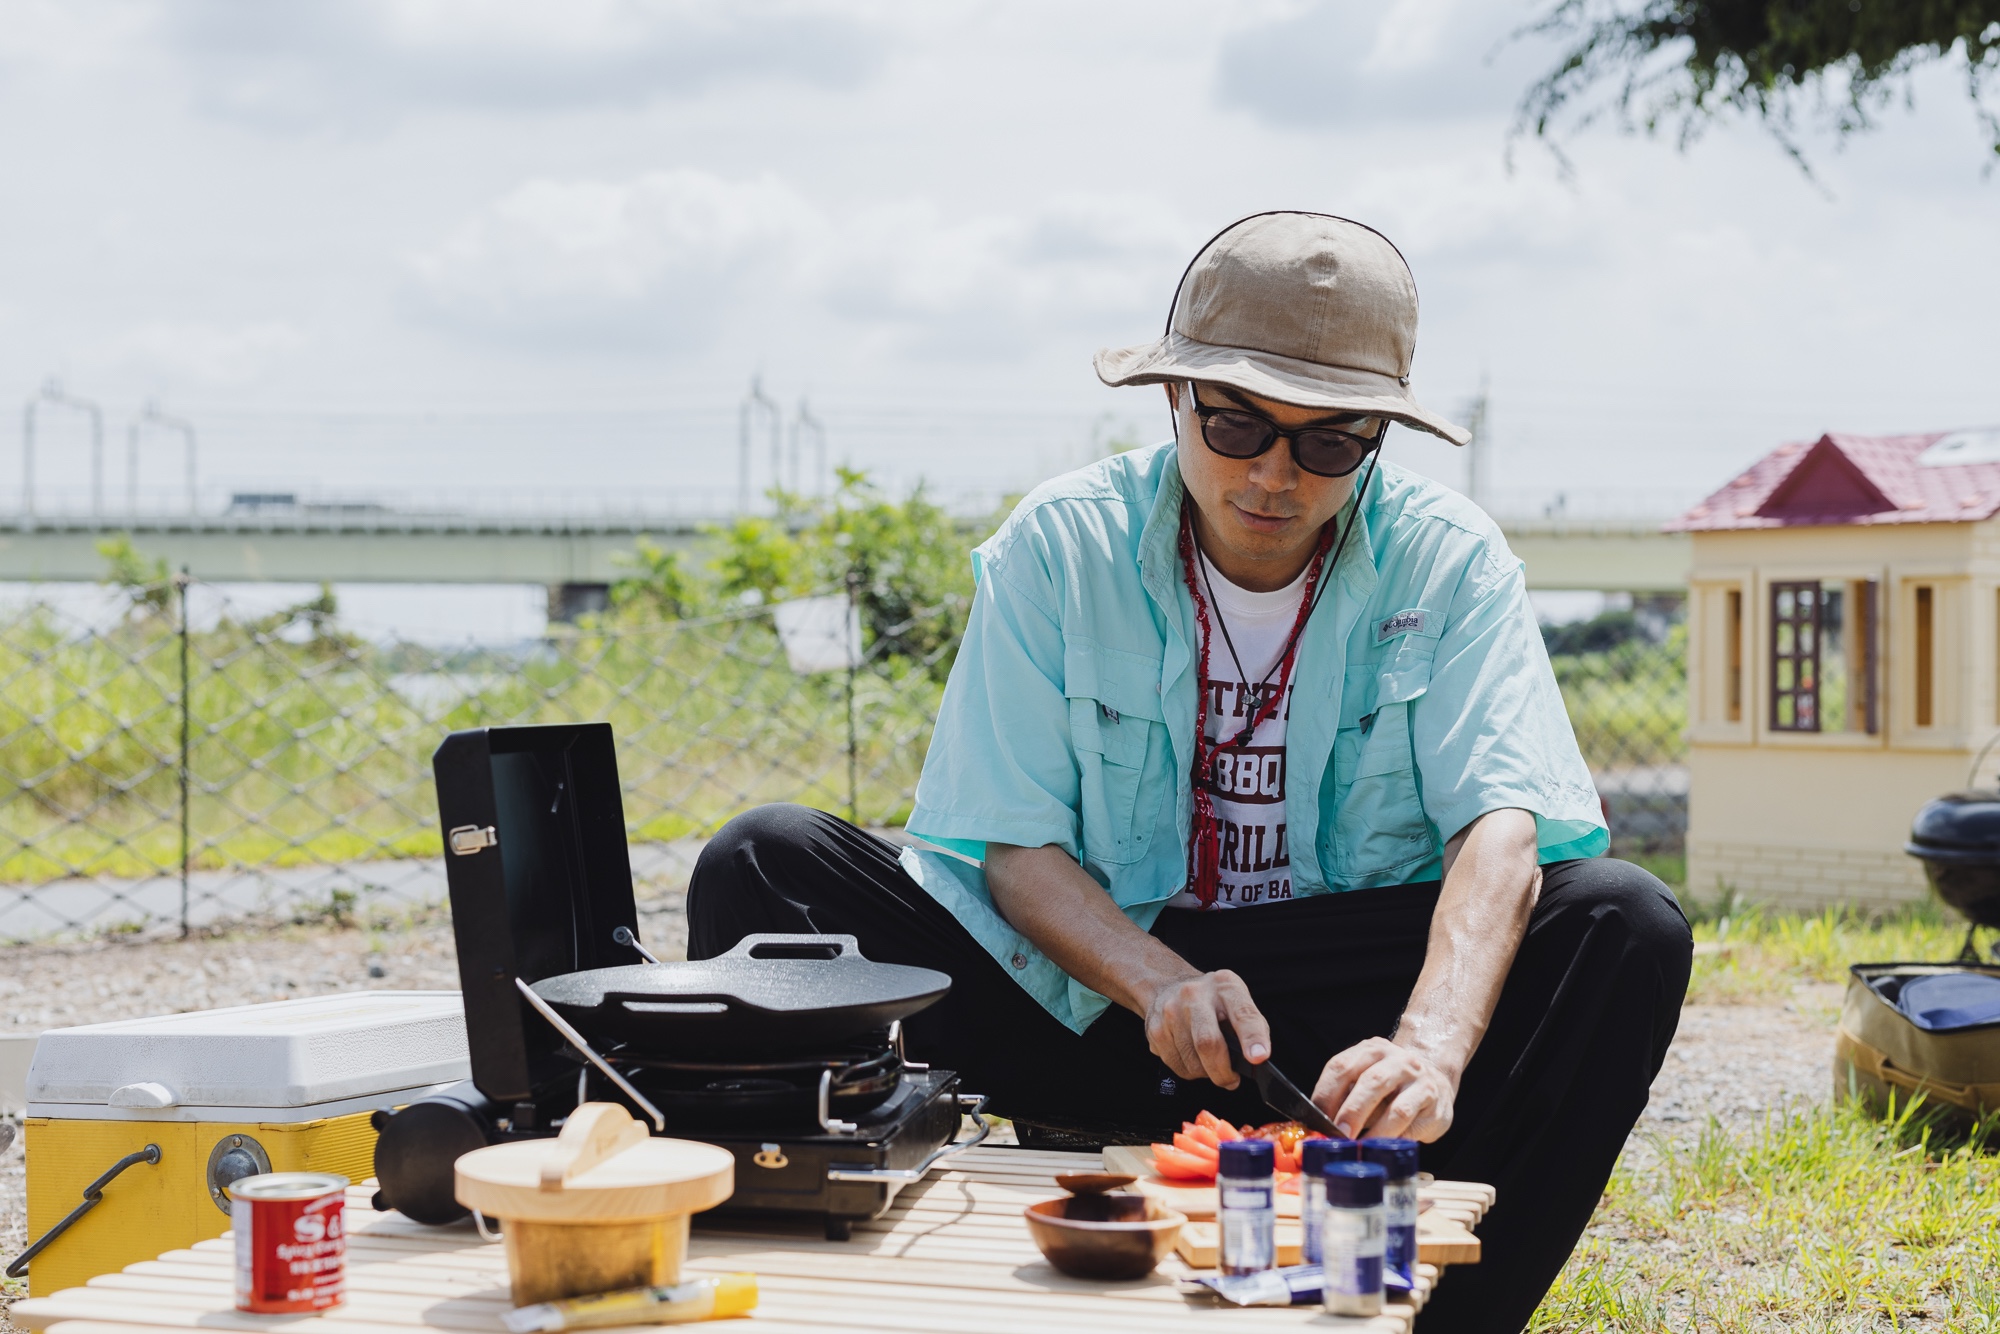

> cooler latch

[{"left": 448, "top": 824, "right": 498, "bottom": 855}]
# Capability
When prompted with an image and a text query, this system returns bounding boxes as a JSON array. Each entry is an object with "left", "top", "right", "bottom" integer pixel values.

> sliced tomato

[
  {"left": 1151, "top": 1144, "right": 1217, "bottom": 1180},
  {"left": 1191, "top": 1110, "right": 1241, "bottom": 1141},
  {"left": 1173, "top": 1131, "right": 1219, "bottom": 1162},
  {"left": 1184, "top": 1121, "right": 1221, "bottom": 1149},
  {"left": 1274, "top": 1145, "right": 1301, "bottom": 1175},
  {"left": 1275, "top": 1172, "right": 1303, "bottom": 1195},
  {"left": 1184, "top": 1112, "right": 1232, "bottom": 1144}
]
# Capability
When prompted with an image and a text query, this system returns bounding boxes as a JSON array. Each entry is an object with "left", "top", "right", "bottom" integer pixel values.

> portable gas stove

[
  {"left": 371, "top": 722, "right": 986, "bottom": 1241},
  {"left": 566, "top": 1033, "right": 975, "bottom": 1238}
]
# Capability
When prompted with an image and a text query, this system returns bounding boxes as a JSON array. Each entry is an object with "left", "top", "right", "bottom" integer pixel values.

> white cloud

[
  {"left": 822, "top": 194, "right": 1190, "bottom": 353},
  {"left": 108, "top": 321, "right": 305, "bottom": 384},
  {"left": 407, "top": 170, "right": 1193, "bottom": 357},
  {"left": 158, "top": 0, "right": 886, "bottom": 133},
  {"left": 1214, "top": 0, "right": 1543, "bottom": 127},
  {"left": 1366, "top": 0, "right": 1457, "bottom": 74},
  {"left": 407, "top": 171, "right": 819, "bottom": 347}
]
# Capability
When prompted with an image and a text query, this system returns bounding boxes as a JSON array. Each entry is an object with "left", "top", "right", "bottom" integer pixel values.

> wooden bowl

[{"left": 1023, "top": 1196, "right": 1186, "bottom": 1281}]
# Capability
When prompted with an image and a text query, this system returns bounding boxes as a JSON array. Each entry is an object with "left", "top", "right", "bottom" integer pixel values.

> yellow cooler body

[
  {"left": 23, "top": 1109, "right": 380, "bottom": 1295},
  {"left": 22, "top": 992, "right": 467, "bottom": 1296}
]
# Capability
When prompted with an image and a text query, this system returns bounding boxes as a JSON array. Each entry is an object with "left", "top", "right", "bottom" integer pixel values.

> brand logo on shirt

[{"left": 1376, "top": 609, "right": 1430, "bottom": 643}]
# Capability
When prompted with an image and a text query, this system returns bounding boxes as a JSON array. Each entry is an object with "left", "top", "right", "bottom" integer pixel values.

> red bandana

[{"left": 1176, "top": 508, "right": 1334, "bottom": 909}]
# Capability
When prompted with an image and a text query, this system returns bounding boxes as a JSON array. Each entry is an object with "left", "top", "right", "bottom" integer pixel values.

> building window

[
  {"left": 1770, "top": 579, "right": 1878, "bottom": 734},
  {"left": 1771, "top": 582, "right": 1818, "bottom": 730},
  {"left": 1726, "top": 589, "right": 1743, "bottom": 723},
  {"left": 1916, "top": 585, "right": 1934, "bottom": 727}
]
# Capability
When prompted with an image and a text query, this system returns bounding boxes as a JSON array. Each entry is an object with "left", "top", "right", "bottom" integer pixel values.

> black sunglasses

[{"left": 1186, "top": 385, "right": 1386, "bottom": 478}]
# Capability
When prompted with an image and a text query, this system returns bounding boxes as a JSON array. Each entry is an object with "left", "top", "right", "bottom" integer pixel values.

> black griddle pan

[{"left": 530, "top": 933, "right": 951, "bottom": 1056}]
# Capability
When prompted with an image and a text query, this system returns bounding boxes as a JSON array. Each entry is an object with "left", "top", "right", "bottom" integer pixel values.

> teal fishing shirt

[{"left": 900, "top": 442, "right": 1607, "bottom": 1033}]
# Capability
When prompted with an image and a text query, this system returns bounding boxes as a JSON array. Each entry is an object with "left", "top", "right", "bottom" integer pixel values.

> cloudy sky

[{"left": 2, "top": 0, "right": 1996, "bottom": 517}]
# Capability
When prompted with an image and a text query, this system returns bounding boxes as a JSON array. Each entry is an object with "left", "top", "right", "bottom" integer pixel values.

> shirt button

[{"left": 1011, "top": 953, "right": 1028, "bottom": 969}]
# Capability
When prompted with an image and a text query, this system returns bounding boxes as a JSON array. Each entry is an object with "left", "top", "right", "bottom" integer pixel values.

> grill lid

[{"left": 1907, "top": 790, "right": 2000, "bottom": 864}]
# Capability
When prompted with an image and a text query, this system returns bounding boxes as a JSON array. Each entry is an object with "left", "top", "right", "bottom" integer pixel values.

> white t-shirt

[{"left": 1165, "top": 550, "right": 1308, "bottom": 910}]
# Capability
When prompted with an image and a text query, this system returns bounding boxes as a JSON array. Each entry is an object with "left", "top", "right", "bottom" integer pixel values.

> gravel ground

[
  {"left": 0, "top": 911, "right": 1831, "bottom": 1331},
  {"left": 1638, "top": 990, "right": 1837, "bottom": 1142}
]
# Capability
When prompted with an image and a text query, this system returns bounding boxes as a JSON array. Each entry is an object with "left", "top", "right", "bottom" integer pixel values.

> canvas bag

[{"left": 1836, "top": 962, "right": 2000, "bottom": 1120}]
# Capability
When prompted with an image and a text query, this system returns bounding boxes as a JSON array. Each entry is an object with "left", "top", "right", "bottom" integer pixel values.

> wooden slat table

[{"left": 11, "top": 1147, "right": 1489, "bottom": 1334}]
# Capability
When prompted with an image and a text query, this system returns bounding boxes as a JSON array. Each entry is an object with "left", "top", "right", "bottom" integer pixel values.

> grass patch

[
  {"left": 0, "top": 601, "right": 947, "bottom": 898},
  {"left": 1534, "top": 1098, "right": 2000, "bottom": 1331},
  {"left": 1679, "top": 896, "right": 1968, "bottom": 1005},
  {"left": 1628, "top": 852, "right": 1686, "bottom": 890}
]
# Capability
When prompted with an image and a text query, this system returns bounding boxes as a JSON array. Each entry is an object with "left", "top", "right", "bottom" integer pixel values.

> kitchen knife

[{"left": 1222, "top": 1025, "right": 1342, "bottom": 1137}]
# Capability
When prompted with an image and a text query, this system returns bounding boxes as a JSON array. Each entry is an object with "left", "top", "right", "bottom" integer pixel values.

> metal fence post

[
  {"left": 845, "top": 569, "right": 861, "bottom": 826},
  {"left": 176, "top": 567, "right": 191, "bottom": 938}
]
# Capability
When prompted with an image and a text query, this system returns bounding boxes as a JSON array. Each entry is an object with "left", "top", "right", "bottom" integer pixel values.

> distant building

[{"left": 1668, "top": 428, "right": 2000, "bottom": 909}]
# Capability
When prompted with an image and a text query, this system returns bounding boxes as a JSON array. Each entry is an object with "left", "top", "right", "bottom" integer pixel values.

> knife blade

[{"left": 1222, "top": 1024, "right": 1342, "bottom": 1137}]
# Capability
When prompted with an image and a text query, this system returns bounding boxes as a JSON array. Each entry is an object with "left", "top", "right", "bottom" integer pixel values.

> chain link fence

[
  {"left": 0, "top": 576, "right": 960, "bottom": 943},
  {"left": 0, "top": 579, "right": 1688, "bottom": 944},
  {"left": 1545, "top": 594, "right": 1688, "bottom": 875}
]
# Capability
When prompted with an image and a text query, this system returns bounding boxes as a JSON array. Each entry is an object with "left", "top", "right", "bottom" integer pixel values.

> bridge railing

[{"left": 0, "top": 579, "right": 1687, "bottom": 944}]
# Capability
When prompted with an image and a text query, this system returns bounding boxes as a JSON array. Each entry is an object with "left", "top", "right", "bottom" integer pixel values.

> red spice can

[{"left": 229, "top": 1172, "right": 349, "bottom": 1313}]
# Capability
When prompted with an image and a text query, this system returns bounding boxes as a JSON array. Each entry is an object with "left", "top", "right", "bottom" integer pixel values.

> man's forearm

[
  {"left": 986, "top": 841, "right": 1274, "bottom": 1086},
  {"left": 1390, "top": 808, "right": 1540, "bottom": 1081},
  {"left": 984, "top": 841, "right": 1198, "bottom": 1016}
]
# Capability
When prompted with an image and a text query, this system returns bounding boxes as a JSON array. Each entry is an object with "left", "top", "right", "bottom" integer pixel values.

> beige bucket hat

[{"left": 1095, "top": 211, "right": 1469, "bottom": 445}]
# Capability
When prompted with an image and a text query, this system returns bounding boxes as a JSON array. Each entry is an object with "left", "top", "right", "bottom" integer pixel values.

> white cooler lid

[{"left": 28, "top": 990, "right": 469, "bottom": 1112}]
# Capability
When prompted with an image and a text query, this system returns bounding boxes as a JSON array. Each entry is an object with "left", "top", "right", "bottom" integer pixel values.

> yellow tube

[{"left": 501, "top": 1275, "right": 758, "bottom": 1331}]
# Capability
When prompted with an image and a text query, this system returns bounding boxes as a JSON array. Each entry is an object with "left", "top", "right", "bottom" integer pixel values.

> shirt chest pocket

[
  {"left": 1065, "top": 640, "right": 1169, "bottom": 869},
  {"left": 1326, "top": 652, "right": 1436, "bottom": 879}
]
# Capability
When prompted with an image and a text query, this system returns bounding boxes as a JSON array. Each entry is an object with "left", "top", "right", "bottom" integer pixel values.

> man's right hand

[
  {"left": 983, "top": 843, "right": 1275, "bottom": 1090},
  {"left": 1141, "top": 969, "right": 1272, "bottom": 1088}
]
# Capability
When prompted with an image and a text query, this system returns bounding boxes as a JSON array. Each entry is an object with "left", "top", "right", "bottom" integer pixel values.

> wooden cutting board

[
  {"left": 1175, "top": 1214, "right": 1483, "bottom": 1269},
  {"left": 1102, "top": 1144, "right": 1303, "bottom": 1219},
  {"left": 1103, "top": 1144, "right": 1493, "bottom": 1261}
]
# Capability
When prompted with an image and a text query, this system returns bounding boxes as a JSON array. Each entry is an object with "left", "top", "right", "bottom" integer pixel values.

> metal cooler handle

[
  {"left": 6, "top": 1144, "right": 161, "bottom": 1278},
  {"left": 824, "top": 1094, "right": 991, "bottom": 1184}
]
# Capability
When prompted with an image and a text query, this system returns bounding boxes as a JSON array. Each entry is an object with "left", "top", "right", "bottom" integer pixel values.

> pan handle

[
  {"left": 613, "top": 999, "right": 731, "bottom": 1016},
  {"left": 601, "top": 991, "right": 738, "bottom": 1017},
  {"left": 722, "top": 933, "right": 863, "bottom": 962}
]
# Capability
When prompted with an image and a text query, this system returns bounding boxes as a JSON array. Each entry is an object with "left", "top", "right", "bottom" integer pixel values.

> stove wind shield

[{"left": 433, "top": 723, "right": 648, "bottom": 1114}]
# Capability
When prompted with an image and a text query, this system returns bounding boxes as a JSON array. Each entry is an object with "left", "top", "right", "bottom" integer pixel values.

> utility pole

[
  {"left": 23, "top": 379, "right": 106, "bottom": 521},
  {"left": 737, "top": 398, "right": 751, "bottom": 514},
  {"left": 794, "top": 398, "right": 827, "bottom": 497},
  {"left": 1461, "top": 373, "right": 1490, "bottom": 510},
  {"left": 738, "top": 376, "right": 782, "bottom": 513},
  {"left": 129, "top": 401, "right": 199, "bottom": 515}
]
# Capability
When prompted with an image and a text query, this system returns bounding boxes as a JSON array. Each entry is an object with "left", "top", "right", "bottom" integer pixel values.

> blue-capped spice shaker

[
  {"left": 1298, "top": 1137, "right": 1358, "bottom": 1265},
  {"left": 1216, "top": 1138, "right": 1277, "bottom": 1275},
  {"left": 1321, "top": 1161, "right": 1388, "bottom": 1316},
  {"left": 1360, "top": 1137, "right": 1421, "bottom": 1288}
]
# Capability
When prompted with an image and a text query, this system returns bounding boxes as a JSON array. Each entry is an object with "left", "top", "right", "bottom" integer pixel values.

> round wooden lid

[{"left": 455, "top": 1103, "right": 735, "bottom": 1224}]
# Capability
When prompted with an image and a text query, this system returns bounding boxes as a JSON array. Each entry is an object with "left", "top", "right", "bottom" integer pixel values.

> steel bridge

[{"left": 0, "top": 511, "right": 1690, "bottom": 592}]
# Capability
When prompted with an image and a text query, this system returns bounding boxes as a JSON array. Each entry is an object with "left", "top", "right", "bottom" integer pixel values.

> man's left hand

[{"left": 1311, "top": 1037, "right": 1457, "bottom": 1141}]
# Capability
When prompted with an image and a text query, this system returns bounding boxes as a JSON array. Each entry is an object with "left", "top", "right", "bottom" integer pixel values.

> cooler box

[{"left": 23, "top": 991, "right": 468, "bottom": 1295}]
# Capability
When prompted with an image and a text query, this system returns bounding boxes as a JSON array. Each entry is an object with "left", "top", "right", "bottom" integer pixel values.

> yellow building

[{"left": 1670, "top": 428, "right": 2000, "bottom": 910}]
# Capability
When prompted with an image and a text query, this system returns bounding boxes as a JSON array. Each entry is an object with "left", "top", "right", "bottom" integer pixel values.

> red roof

[{"left": 1667, "top": 430, "right": 2000, "bottom": 532}]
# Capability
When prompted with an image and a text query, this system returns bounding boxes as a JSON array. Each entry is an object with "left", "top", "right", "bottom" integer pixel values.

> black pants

[{"left": 686, "top": 804, "right": 1692, "bottom": 1334}]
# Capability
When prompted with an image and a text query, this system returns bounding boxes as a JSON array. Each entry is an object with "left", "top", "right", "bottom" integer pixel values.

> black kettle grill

[
  {"left": 370, "top": 722, "right": 986, "bottom": 1238},
  {"left": 1906, "top": 790, "right": 2000, "bottom": 957}
]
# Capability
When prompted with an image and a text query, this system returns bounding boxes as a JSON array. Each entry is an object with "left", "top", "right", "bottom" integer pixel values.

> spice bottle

[
  {"left": 1216, "top": 1138, "right": 1276, "bottom": 1275},
  {"left": 1321, "top": 1161, "right": 1387, "bottom": 1317},
  {"left": 1298, "top": 1137, "right": 1357, "bottom": 1265},
  {"left": 1360, "top": 1137, "right": 1421, "bottom": 1287}
]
